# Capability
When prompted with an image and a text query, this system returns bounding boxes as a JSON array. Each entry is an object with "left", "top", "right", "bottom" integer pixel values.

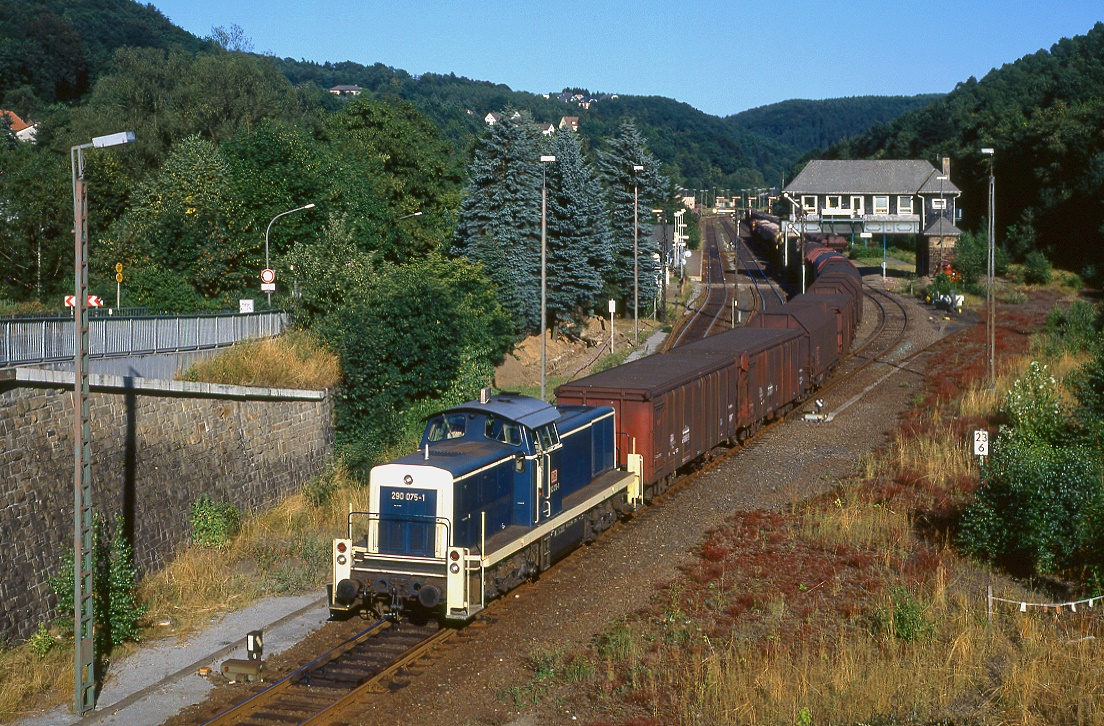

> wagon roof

[{"left": 556, "top": 328, "right": 799, "bottom": 400}]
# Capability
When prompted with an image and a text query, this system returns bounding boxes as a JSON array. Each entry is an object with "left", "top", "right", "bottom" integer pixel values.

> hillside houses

[{"left": 483, "top": 112, "right": 583, "bottom": 136}]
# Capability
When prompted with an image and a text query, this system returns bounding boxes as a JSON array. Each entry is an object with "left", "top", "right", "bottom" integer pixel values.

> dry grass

[
  {"left": 140, "top": 475, "right": 371, "bottom": 638},
  {"left": 178, "top": 330, "right": 340, "bottom": 390},
  {"left": 799, "top": 481, "right": 911, "bottom": 552},
  {"left": 678, "top": 573, "right": 1104, "bottom": 725},
  {"left": 0, "top": 644, "right": 72, "bottom": 722}
]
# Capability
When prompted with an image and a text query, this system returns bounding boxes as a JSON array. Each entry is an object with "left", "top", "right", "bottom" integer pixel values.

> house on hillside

[
  {"left": 783, "top": 158, "right": 962, "bottom": 277},
  {"left": 559, "top": 116, "right": 579, "bottom": 131},
  {"left": 328, "top": 85, "right": 362, "bottom": 97},
  {"left": 533, "top": 121, "right": 556, "bottom": 136},
  {"left": 1, "top": 109, "right": 37, "bottom": 142}
]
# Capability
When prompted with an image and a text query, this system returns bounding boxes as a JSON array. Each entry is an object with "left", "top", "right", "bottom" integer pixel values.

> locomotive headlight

[
  {"left": 449, "top": 563, "right": 460, "bottom": 574},
  {"left": 449, "top": 550, "right": 460, "bottom": 561},
  {"left": 337, "top": 554, "right": 347, "bottom": 566},
  {"left": 337, "top": 541, "right": 347, "bottom": 554},
  {"left": 403, "top": 474, "right": 414, "bottom": 485}
]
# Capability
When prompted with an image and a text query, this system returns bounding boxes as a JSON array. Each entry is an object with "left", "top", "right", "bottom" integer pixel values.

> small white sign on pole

[
  {"left": 239, "top": 299, "right": 254, "bottom": 314},
  {"left": 973, "top": 429, "right": 989, "bottom": 457}
]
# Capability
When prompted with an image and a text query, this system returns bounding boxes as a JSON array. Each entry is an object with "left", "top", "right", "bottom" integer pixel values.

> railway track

[
  {"left": 663, "top": 217, "right": 734, "bottom": 349},
  {"left": 197, "top": 618, "right": 453, "bottom": 726},
  {"left": 721, "top": 216, "right": 786, "bottom": 315},
  {"left": 820, "top": 285, "right": 910, "bottom": 395}
]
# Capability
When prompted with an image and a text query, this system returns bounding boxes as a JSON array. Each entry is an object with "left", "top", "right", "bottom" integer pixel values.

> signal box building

[{"left": 783, "top": 159, "right": 962, "bottom": 277}]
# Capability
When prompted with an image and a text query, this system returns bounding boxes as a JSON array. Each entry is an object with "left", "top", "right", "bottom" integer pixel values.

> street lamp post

[
  {"left": 632, "top": 164, "right": 644, "bottom": 346},
  {"left": 264, "top": 203, "right": 316, "bottom": 304},
  {"left": 981, "top": 148, "right": 995, "bottom": 385},
  {"left": 652, "top": 208, "right": 666, "bottom": 323},
  {"left": 540, "top": 155, "right": 556, "bottom": 401},
  {"left": 71, "top": 130, "right": 135, "bottom": 717}
]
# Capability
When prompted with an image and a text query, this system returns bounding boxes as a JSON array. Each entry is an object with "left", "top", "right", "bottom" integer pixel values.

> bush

[
  {"left": 959, "top": 429, "right": 1103, "bottom": 576},
  {"left": 871, "top": 587, "right": 935, "bottom": 643},
  {"left": 1023, "top": 250, "right": 1052, "bottom": 285},
  {"left": 999, "top": 361, "right": 1064, "bottom": 443},
  {"left": 27, "top": 623, "right": 55, "bottom": 658},
  {"left": 1043, "top": 301, "right": 1098, "bottom": 354},
  {"left": 190, "top": 496, "right": 241, "bottom": 549},
  {"left": 46, "top": 515, "right": 146, "bottom": 647}
]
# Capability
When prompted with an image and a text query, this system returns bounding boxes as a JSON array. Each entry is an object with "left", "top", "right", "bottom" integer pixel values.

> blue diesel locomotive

[{"left": 330, "top": 391, "right": 641, "bottom": 621}]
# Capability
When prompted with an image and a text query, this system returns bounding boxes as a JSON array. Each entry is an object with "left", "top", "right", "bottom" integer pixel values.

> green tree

[
  {"left": 544, "top": 129, "right": 611, "bottom": 335},
  {"left": 597, "top": 120, "right": 669, "bottom": 313},
  {"left": 0, "top": 142, "right": 70, "bottom": 302},
  {"left": 453, "top": 111, "right": 543, "bottom": 334},
  {"left": 102, "top": 134, "right": 249, "bottom": 302},
  {"left": 323, "top": 257, "right": 512, "bottom": 478},
  {"left": 961, "top": 361, "right": 1104, "bottom": 577},
  {"left": 324, "top": 97, "right": 462, "bottom": 261}
]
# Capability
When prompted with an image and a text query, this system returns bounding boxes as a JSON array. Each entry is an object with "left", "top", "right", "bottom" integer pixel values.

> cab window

[
  {"left": 485, "top": 417, "right": 523, "bottom": 446},
  {"left": 426, "top": 413, "right": 467, "bottom": 442},
  {"left": 534, "top": 423, "right": 560, "bottom": 450}
]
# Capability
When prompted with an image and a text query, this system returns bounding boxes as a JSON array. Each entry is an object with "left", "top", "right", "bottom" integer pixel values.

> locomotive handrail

[{"left": 347, "top": 511, "right": 452, "bottom": 559}]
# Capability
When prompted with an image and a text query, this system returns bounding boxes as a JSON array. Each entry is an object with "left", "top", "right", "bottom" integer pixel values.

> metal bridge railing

[{"left": 0, "top": 311, "right": 288, "bottom": 368}]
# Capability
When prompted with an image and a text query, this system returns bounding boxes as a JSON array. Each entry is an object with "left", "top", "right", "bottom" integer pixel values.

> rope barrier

[{"left": 986, "top": 584, "right": 1103, "bottom": 620}]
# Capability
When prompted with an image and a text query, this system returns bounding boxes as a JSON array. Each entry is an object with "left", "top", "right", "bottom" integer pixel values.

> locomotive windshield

[{"left": 425, "top": 413, "right": 467, "bottom": 442}]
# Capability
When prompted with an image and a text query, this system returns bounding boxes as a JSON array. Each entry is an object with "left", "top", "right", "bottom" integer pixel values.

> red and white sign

[
  {"left": 64, "top": 295, "right": 104, "bottom": 307},
  {"left": 260, "top": 268, "right": 276, "bottom": 284}
]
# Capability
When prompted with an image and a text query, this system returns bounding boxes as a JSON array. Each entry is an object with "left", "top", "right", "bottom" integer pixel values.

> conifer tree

[
  {"left": 453, "top": 111, "right": 543, "bottom": 334},
  {"left": 544, "top": 129, "right": 611, "bottom": 336},
  {"left": 597, "top": 121, "right": 668, "bottom": 319}
]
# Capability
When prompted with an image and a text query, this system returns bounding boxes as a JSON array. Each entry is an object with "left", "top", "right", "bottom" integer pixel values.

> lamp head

[
  {"left": 92, "top": 131, "right": 136, "bottom": 148},
  {"left": 980, "top": 148, "right": 994, "bottom": 155}
]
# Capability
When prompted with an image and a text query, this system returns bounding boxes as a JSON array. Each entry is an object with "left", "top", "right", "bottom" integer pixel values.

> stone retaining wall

[{"left": 0, "top": 369, "right": 333, "bottom": 644}]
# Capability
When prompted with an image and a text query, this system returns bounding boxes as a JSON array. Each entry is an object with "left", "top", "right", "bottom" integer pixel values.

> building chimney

[{"left": 942, "top": 157, "right": 951, "bottom": 177}]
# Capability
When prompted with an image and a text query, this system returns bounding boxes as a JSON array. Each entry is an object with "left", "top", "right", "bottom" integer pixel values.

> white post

[{"left": 608, "top": 299, "right": 616, "bottom": 353}]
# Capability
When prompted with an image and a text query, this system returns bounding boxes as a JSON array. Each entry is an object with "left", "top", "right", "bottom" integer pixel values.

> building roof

[
  {"left": 785, "top": 160, "right": 962, "bottom": 196},
  {"left": 1, "top": 109, "right": 32, "bottom": 133},
  {"left": 922, "top": 216, "right": 962, "bottom": 237}
]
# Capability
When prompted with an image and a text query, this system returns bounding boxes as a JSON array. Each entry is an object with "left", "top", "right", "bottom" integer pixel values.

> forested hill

[
  {"left": 827, "top": 22, "right": 1104, "bottom": 280},
  {"left": 270, "top": 57, "right": 941, "bottom": 194},
  {"left": 0, "top": 0, "right": 209, "bottom": 105},
  {"left": 728, "top": 95, "right": 943, "bottom": 156},
  {"left": 271, "top": 57, "right": 794, "bottom": 191}
]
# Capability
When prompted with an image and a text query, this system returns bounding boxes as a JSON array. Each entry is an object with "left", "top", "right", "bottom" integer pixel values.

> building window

[
  {"left": 850, "top": 196, "right": 864, "bottom": 214},
  {"left": 897, "top": 196, "right": 913, "bottom": 215},
  {"left": 932, "top": 198, "right": 947, "bottom": 210},
  {"left": 826, "top": 195, "right": 842, "bottom": 210},
  {"left": 801, "top": 195, "right": 817, "bottom": 213},
  {"left": 873, "top": 196, "right": 889, "bottom": 214}
]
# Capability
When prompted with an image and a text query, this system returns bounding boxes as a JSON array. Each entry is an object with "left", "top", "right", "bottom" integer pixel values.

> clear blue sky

[{"left": 150, "top": 0, "right": 1103, "bottom": 117}]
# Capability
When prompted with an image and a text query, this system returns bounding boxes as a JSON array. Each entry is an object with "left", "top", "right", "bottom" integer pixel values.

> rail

[{"left": 0, "top": 311, "right": 288, "bottom": 368}]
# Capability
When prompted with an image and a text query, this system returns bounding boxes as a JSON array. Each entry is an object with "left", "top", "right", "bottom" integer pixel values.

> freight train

[{"left": 330, "top": 241, "right": 863, "bottom": 623}]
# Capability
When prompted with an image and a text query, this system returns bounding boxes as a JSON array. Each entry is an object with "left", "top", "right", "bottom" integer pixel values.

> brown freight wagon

[
  {"left": 554, "top": 327, "right": 805, "bottom": 490},
  {"left": 787, "top": 292, "right": 856, "bottom": 355},
  {"left": 747, "top": 300, "right": 839, "bottom": 384}
]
